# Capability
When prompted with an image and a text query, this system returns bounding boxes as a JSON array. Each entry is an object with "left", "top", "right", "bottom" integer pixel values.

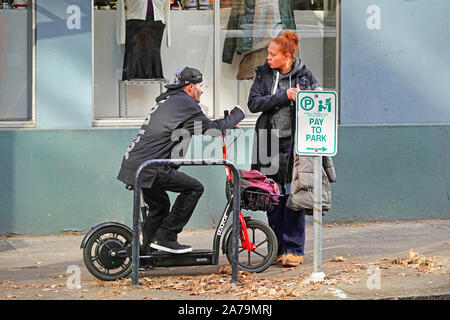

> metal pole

[
  {"left": 231, "top": 165, "right": 240, "bottom": 284},
  {"left": 130, "top": 158, "right": 241, "bottom": 286},
  {"left": 307, "top": 155, "right": 325, "bottom": 282},
  {"left": 213, "top": 0, "right": 220, "bottom": 119},
  {"left": 131, "top": 181, "right": 141, "bottom": 287}
]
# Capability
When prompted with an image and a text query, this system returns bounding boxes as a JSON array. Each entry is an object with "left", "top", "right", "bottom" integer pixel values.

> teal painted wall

[
  {"left": 0, "top": 125, "right": 448, "bottom": 235},
  {"left": 333, "top": 125, "right": 449, "bottom": 220}
]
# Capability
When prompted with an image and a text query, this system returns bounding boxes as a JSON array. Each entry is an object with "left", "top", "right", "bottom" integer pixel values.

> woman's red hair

[{"left": 271, "top": 30, "right": 300, "bottom": 57}]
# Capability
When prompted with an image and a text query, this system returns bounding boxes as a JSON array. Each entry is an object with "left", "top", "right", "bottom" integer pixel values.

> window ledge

[
  {"left": 0, "top": 121, "right": 35, "bottom": 129},
  {"left": 93, "top": 116, "right": 258, "bottom": 128}
]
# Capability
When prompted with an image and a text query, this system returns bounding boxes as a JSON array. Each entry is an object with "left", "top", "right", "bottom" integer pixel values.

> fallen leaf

[
  {"left": 331, "top": 256, "right": 346, "bottom": 262},
  {"left": 409, "top": 248, "right": 419, "bottom": 260}
]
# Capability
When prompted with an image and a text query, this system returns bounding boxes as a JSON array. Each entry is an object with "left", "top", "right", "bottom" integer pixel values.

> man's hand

[
  {"left": 235, "top": 104, "right": 245, "bottom": 114},
  {"left": 233, "top": 105, "right": 245, "bottom": 128}
]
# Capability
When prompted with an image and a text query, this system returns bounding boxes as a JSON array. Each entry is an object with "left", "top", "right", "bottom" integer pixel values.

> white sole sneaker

[{"left": 150, "top": 242, "right": 193, "bottom": 254}]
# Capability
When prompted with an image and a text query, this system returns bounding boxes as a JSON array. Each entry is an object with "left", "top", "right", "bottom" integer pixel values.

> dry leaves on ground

[
  {"left": 330, "top": 256, "right": 347, "bottom": 262},
  {"left": 89, "top": 264, "right": 368, "bottom": 299},
  {"left": 391, "top": 248, "right": 447, "bottom": 273}
]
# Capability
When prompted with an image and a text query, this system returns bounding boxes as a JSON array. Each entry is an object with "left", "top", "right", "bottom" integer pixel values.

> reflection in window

[
  {"left": 93, "top": 0, "right": 337, "bottom": 121},
  {"left": 220, "top": 0, "right": 337, "bottom": 117},
  {"left": 0, "top": 1, "right": 32, "bottom": 121},
  {"left": 94, "top": 0, "right": 215, "bottom": 120}
]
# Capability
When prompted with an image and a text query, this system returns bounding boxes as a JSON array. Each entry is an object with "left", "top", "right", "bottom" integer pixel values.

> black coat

[
  {"left": 117, "top": 89, "right": 245, "bottom": 188},
  {"left": 248, "top": 60, "right": 320, "bottom": 186}
]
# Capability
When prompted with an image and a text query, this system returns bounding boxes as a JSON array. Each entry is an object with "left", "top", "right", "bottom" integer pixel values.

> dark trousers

[
  {"left": 267, "top": 195, "right": 306, "bottom": 256},
  {"left": 141, "top": 168, "right": 204, "bottom": 245},
  {"left": 267, "top": 137, "right": 306, "bottom": 256}
]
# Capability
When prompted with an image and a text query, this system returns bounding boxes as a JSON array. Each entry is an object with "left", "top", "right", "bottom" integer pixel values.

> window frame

[
  {"left": 88, "top": 1, "right": 341, "bottom": 128},
  {"left": 0, "top": 0, "right": 36, "bottom": 128}
]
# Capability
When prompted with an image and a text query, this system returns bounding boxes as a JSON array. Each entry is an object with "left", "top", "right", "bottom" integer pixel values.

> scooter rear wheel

[
  {"left": 83, "top": 225, "right": 133, "bottom": 281},
  {"left": 224, "top": 219, "right": 277, "bottom": 273}
]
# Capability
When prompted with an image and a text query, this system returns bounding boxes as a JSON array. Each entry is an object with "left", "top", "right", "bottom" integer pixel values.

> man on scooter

[{"left": 117, "top": 67, "right": 245, "bottom": 254}]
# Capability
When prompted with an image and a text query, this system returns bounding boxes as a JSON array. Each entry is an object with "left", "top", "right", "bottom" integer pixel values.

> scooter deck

[{"left": 139, "top": 249, "right": 217, "bottom": 268}]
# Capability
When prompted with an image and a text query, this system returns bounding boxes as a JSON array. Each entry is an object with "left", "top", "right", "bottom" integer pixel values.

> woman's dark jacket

[{"left": 248, "top": 59, "right": 320, "bottom": 185}]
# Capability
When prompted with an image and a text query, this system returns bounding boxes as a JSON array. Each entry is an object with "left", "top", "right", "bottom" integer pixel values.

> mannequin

[{"left": 117, "top": 0, "right": 171, "bottom": 80}]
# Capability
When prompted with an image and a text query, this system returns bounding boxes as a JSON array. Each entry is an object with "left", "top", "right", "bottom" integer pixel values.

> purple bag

[{"left": 226, "top": 169, "right": 281, "bottom": 212}]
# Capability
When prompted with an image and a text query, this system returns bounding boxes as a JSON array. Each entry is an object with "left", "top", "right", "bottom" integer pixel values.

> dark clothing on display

[
  {"left": 117, "top": 89, "right": 244, "bottom": 243},
  {"left": 146, "top": 0, "right": 154, "bottom": 21},
  {"left": 236, "top": 46, "right": 268, "bottom": 80},
  {"left": 122, "top": 19, "right": 165, "bottom": 80}
]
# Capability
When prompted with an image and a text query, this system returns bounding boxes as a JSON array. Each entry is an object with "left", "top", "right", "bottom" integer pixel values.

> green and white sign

[{"left": 296, "top": 91, "right": 338, "bottom": 156}]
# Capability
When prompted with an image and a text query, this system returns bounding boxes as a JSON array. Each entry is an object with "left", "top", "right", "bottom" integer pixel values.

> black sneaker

[
  {"left": 150, "top": 238, "right": 192, "bottom": 254},
  {"left": 140, "top": 245, "right": 157, "bottom": 256}
]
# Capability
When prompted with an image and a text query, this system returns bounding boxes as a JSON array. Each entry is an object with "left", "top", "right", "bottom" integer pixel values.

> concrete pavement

[{"left": 0, "top": 219, "right": 449, "bottom": 300}]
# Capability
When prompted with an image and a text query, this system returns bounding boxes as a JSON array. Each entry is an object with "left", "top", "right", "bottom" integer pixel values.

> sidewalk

[{"left": 0, "top": 219, "right": 449, "bottom": 300}]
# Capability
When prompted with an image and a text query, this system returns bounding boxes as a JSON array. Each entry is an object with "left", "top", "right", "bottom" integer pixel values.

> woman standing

[{"left": 248, "top": 30, "right": 321, "bottom": 267}]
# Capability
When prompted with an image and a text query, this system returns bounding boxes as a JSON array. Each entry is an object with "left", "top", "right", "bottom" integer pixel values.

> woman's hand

[{"left": 286, "top": 85, "right": 301, "bottom": 101}]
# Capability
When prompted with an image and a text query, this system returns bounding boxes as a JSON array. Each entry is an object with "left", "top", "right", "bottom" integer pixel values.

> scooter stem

[{"left": 222, "top": 112, "right": 255, "bottom": 252}]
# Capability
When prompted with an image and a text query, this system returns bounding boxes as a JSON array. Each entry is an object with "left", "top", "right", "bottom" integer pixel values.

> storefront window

[
  {"left": 93, "top": 0, "right": 337, "bottom": 122},
  {"left": 0, "top": 0, "right": 33, "bottom": 123},
  {"left": 220, "top": 0, "right": 337, "bottom": 118},
  {"left": 93, "top": 0, "right": 215, "bottom": 120}
]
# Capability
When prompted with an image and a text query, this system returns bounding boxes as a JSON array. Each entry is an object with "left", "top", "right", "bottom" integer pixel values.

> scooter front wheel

[
  {"left": 83, "top": 225, "right": 133, "bottom": 281},
  {"left": 223, "top": 219, "right": 277, "bottom": 273}
]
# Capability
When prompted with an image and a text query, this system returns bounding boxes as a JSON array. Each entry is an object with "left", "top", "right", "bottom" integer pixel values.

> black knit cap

[{"left": 165, "top": 67, "right": 203, "bottom": 89}]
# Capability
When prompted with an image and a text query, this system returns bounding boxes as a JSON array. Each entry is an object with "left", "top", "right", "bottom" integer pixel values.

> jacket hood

[
  {"left": 278, "top": 58, "right": 304, "bottom": 79},
  {"left": 155, "top": 87, "right": 186, "bottom": 102}
]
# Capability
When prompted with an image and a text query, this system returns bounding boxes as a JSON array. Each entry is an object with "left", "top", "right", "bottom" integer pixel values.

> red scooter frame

[{"left": 222, "top": 129, "right": 256, "bottom": 252}]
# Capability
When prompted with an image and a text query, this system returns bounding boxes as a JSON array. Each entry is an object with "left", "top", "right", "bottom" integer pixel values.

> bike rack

[{"left": 131, "top": 159, "right": 241, "bottom": 287}]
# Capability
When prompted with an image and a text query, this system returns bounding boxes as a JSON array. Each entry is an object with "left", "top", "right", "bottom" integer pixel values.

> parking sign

[{"left": 296, "top": 91, "right": 338, "bottom": 156}]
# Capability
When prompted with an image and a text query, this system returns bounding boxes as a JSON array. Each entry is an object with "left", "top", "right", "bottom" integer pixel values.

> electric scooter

[{"left": 80, "top": 117, "right": 278, "bottom": 282}]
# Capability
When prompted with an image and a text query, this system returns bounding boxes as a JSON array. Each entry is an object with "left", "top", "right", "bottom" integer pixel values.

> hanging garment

[
  {"left": 222, "top": 0, "right": 295, "bottom": 65},
  {"left": 236, "top": 46, "right": 268, "bottom": 80},
  {"left": 117, "top": 0, "right": 171, "bottom": 80},
  {"left": 122, "top": 19, "right": 165, "bottom": 80}
]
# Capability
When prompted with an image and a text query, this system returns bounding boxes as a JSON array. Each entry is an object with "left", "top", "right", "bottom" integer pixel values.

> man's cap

[{"left": 165, "top": 67, "right": 203, "bottom": 89}]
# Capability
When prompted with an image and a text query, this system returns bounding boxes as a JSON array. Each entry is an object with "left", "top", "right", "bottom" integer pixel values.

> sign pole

[
  {"left": 307, "top": 155, "right": 325, "bottom": 282},
  {"left": 296, "top": 90, "right": 338, "bottom": 282}
]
